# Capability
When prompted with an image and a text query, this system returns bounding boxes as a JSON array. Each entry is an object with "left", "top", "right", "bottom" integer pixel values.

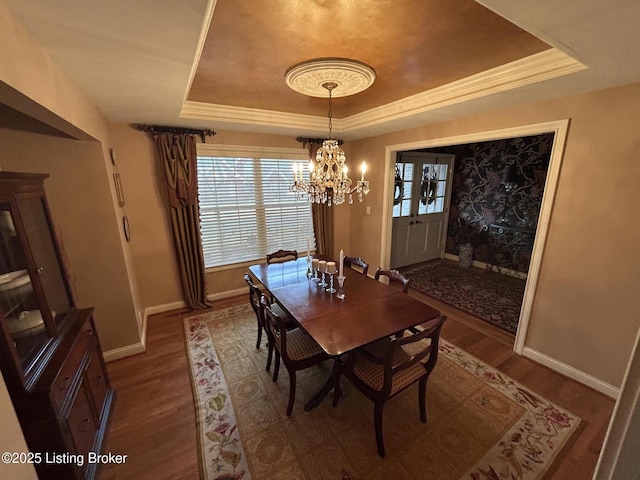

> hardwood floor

[{"left": 100, "top": 294, "right": 614, "bottom": 480}]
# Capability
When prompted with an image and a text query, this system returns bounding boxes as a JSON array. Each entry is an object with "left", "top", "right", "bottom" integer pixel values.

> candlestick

[
  {"left": 326, "top": 272, "right": 336, "bottom": 293},
  {"left": 318, "top": 261, "right": 327, "bottom": 287}
]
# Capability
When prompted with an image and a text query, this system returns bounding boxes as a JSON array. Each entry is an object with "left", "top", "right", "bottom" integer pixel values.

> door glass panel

[
  {"left": 418, "top": 163, "right": 448, "bottom": 215},
  {"left": 393, "top": 162, "right": 414, "bottom": 217},
  {"left": 0, "top": 203, "right": 50, "bottom": 371}
]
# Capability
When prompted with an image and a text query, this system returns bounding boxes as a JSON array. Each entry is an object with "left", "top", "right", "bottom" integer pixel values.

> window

[{"left": 196, "top": 145, "right": 315, "bottom": 268}]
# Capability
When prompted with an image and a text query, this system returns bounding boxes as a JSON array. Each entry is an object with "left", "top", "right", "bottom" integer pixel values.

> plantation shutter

[{"left": 197, "top": 151, "right": 315, "bottom": 268}]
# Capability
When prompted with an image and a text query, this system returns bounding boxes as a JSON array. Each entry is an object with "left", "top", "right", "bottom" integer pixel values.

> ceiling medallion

[
  {"left": 285, "top": 58, "right": 376, "bottom": 98},
  {"left": 287, "top": 59, "right": 373, "bottom": 206}
]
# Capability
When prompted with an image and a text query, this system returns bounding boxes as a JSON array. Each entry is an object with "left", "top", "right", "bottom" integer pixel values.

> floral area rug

[
  {"left": 401, "top": 261, "right": 527, "bottom": 334},
  {"left": 184, "top": 304, "right": 581, "bottom": 480}
]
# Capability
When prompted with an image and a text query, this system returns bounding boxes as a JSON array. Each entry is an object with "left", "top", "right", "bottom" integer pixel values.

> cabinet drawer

[
  {"left": 86, "top": 349, "right": 108, "bottom": 419},
  {"left": 66, "top": 379, "right": 98, "bottom": 460},
  {"left": 51, "top": 321, "right": 94, "bottom": 410}
]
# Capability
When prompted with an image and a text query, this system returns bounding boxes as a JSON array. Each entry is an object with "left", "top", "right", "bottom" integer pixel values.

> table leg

[{"left": 304, "top": 358, "right": 342, "bottom": 411}]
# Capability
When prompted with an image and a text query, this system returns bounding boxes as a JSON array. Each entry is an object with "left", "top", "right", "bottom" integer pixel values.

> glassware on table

[{"left": 336, "top": 275, "right": 346, "bottom": 299}]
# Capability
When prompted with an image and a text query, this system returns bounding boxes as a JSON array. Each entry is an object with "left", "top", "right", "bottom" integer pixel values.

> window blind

[{"left": 197, "top": 155, "right": 315, "bottom": 268}]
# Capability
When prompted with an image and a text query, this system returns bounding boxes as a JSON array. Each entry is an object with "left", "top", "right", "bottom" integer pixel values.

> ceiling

[{"left": 3, "top": 0, "right": 640, "bottom": 141}]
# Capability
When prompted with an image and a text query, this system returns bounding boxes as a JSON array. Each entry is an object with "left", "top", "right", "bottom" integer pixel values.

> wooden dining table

[{"left": 248, "top": 257, "right": 442, "bottom": 409}]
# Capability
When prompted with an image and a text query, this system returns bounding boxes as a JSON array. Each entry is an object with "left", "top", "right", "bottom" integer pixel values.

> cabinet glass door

[
  {"left": 0, "top": 203, "right": 49, "bottom": 370},
  {"left": 18, "top": 197, "right": 72, "bottom": 326}
]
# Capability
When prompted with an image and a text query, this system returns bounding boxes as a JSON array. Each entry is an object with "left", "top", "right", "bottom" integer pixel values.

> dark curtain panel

[
  {"left": 153, "top": 132, "right": 211, "bottom": 309},
  {"left": 307, "top": 143, "right": 334, "bottom": 257}
]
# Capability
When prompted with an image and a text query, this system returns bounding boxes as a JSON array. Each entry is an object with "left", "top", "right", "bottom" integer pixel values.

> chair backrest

[
  {"left": 374, "top": 267, "right": 410, "bottom": 293},
  {"left": 266, "top": 249, "right": 298, "bottom": 264},
  {"left": 261, "top": 294, "right": 290, "bottom": 353},
  {"left": 383, "top": 315, "right": 446, "bottom": 393},
  {"left": 344, "top": 256, "right": 369, "bottom": 276},
  {"left": 243, "top": 273, "right": 262, "bottom": 316}
]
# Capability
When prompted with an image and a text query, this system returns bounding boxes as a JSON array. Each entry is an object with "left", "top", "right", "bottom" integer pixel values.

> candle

[
  {"left": 326, "top": 261, "right": 337, "bottom": 274},
  {"left": 361, "top": 161, "right": 367, "bottom": 181},
  {"left": 318, "top": 260, "right": 327, "bottom": 272},
  {"left": 307, "top": 237, "right": 311, "bottom": 259},
  {"left": 292, "top": 162, "right": 298, "bottom": 182},
  {"left": 311, "top": 258, "right": 319, "bottom": 271},
  {"left": 339, "top": 249, "right": 344, "bottom": 277}
]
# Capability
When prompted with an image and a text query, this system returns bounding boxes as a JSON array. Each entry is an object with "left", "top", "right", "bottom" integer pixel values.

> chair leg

[
  {"left": 272, "top": 351, "right": 280, "bottom": 382},
  {"left": 419, "top": 377, "right": 427, "bottom": 423},
  {"left": 286, "top": 370, "right": 297, "bottom": 416},
  {"left": 256, "top": 322, "right": 263, "bottom": 349},
  {"left": 266, "top": 339, "right": 274, "bottom": 372},
  {"left": 374, "top": 401, "right": 386, "bottom": 458}
]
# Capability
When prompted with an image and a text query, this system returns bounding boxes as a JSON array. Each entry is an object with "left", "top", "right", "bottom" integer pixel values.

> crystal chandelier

[
  {"left": 286, "top": 59, "right": 375, "bottom": 206},
  {"left": 291, "top": 83, "right": 369, "bottom": 205}
]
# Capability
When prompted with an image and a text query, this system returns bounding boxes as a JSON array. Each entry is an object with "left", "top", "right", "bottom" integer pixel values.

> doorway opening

[{"left": 380, "top": 120, "right": 570, "bottom": 354}]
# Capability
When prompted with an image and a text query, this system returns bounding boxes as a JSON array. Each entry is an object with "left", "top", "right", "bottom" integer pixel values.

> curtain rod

[
  {"left": 296, "top": 136, "right": 343, "bottom": 147},
  {"left": 135, "top": 124, "right": 216, "bottom": 142}
]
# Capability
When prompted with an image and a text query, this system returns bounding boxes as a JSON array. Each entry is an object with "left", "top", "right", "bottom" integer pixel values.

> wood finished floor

[{"left": 100, "top": 293, "right": 614, "bottom": 480}]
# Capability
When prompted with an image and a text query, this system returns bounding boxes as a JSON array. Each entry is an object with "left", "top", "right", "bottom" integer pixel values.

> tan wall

[
  {"left": 106, "top": 126, "right": 347, "bottom": 308},
  {"left": 348, "top": 82, "right": 640, "bottom": 388},
  {"left": 0, "top": 372, "right": 36, "bottom": 479},
  {"left": 0, "top": 129, "right": 141, "bottom": 350}
]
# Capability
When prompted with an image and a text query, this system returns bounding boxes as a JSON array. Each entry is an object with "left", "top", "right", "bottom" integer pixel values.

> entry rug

[
  {"left": 184, "top": 304, "right": 581, "bottom": 479},
  {"left": 403, "top": 261, "right": 526, "bottom": 334}
]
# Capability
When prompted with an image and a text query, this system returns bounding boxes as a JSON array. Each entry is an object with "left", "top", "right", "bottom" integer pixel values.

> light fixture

[{"left": 286, "top": 59, "right": 374, "bottom": 206}]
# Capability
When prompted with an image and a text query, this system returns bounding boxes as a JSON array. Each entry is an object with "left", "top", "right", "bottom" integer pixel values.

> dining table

[{"left": 248, "top": 256, "right": 442, "bottom": 410}]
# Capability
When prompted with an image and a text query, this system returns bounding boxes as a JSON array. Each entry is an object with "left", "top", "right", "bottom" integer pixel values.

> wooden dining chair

[
  {"left": 339, "top": 315, "right": 447, "bottom": 457},
  {"left": 374, "top": 267, "right": 410, "bottom": 293},
  {"left": 243, "top": 273, "right": 293, "bottom": 372},
  {"left": 266, "top": 249, "right": 298, "bottom": 264},
  {"left": 344, "top": 255, "right": 369, "bottom": 276},
  {"left": 261, "top": 294, "right": 329, "bottom": 416}
]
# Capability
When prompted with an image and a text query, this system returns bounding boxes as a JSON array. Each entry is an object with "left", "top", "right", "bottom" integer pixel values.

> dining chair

[
  {"left": 338, "top": 315, "right": 447, "bottom": 457},
  {"left": 266, "top": 249, "right": 298, "bottom": 264},
  {"left": 243, "top": 273, "right": 293, "bottom": 372},
  {"left": 374, "top": 267, "right": 410, "bottom": 293},
  {"left": 261, "top": 294, "right": 329, "bottom": 416},
  {"left": 344, "top": 255, "right": 369, "bottom": 276}
]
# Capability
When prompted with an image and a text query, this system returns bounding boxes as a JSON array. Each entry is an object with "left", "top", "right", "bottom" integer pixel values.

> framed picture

[{"left": 113, "top": 173, "right": 125, "bottom": 207}]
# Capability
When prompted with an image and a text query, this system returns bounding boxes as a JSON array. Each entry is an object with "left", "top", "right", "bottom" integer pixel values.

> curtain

[
  {"left": 307, "top": 143, "right": 334, "bottom": 257},
  {"left": 153, "top": 132, "right": 211, "bottom": 309}
]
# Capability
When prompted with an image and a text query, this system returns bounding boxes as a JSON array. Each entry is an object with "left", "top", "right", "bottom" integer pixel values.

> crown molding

[
  {"left": 342, "top": 49, "right": 587, "bottom": 130},
  {"left": 181, "top": 49, "right": 586, "bottom": 136},
  {"left": 181, "top": 101, "right": 334, "bottom": 130}
]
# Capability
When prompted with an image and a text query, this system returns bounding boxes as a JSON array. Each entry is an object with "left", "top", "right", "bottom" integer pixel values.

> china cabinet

[{"left": 0, "top": 172, "right": 115, "bottom": 479}]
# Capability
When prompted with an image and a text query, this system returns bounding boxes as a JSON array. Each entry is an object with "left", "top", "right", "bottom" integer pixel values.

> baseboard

[
  {"left": 103, "top": 341, "right": 146, "bottom": 363},
  {"left": 102, "top": 289, "right": 247, "bottom": 363},
  {"left": 207, "top": 287, "right": 246, "bottom": 301},
  {"left": 523, "top": 346, "right": 619, "bottom": 399},
  {"left": 443, "top": 253, "right": 527, "bottom": 279}
]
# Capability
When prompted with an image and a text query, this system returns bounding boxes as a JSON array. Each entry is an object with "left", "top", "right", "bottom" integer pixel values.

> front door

[{"left": 390, "top": 152, "right": 454, "bottom": 268}]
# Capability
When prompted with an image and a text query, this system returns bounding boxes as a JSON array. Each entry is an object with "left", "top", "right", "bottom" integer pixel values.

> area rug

[
  {"left": 401, "top": 261, "right": 526, "bottom": 334},
  {"left": 184, "top": 304, "right": 581, "bottom": 480}
]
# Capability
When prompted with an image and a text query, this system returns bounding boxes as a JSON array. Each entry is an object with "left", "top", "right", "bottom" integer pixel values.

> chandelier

[{"left": 285, "top": 59, "right": 374, "bottom": 206}]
